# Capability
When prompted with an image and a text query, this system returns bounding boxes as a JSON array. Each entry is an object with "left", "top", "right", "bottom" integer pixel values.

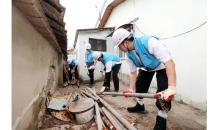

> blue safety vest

[
  {"left": 126, "top": 36, "right": 167, "bottom": 71},
  {"left": 68, "top": 58, "right": 76, "bottom": 68},
  {"left": 101, "top": 52, "right": 121, "bottom": 68},
  {"left": 85, "top": 50, "right": 94, "bottom": 68}
]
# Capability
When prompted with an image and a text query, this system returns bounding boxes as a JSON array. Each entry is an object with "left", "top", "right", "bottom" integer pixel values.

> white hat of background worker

[
  {"left": 85, "top": 43, "right": 91, "bottom": 49},
  {"left": 67, "top": 58, "right": 72, "bottom": 64},
  {"left": 112, "top": 28, "right": 131, "bottom": 49},
  {"left": 92, "top": 52, "right": 102, "bottom": 61}
]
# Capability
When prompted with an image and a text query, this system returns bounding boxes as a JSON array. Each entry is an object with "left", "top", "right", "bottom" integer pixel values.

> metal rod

[
  {"left": 100, "top": 98, "right": 137, "bottom": 130},
  {"left": 98, "top": 92, "right": 155, "bottom": 98},
  {"left": 102, "top": 107, "right": 122, "bottom": 130},
  {"left": 63, "top": 92, "right": 72, "bottom": 108},
  {"left": 95, "top": 102, "right": 103, "bottom": 130},
  {"left": 81, "top": 90, "right": 99, "bottom": 101}
]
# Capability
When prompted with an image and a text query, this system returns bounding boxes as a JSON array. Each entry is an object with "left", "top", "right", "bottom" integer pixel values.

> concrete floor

[{"left": 40, "top": 80, "right": 207, "bottom": 130}]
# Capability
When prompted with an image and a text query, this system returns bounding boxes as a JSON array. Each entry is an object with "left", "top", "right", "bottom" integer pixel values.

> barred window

[{"left": 89, "top": 38, "right": 106, "bottom": 51}]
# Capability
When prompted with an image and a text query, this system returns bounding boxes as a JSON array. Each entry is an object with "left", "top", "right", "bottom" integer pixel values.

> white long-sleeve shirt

[{"left": 125, "top": 37, "right": 172, "bottom": 72}]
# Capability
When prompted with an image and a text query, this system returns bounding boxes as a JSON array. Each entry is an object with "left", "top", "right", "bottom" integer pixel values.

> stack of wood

[
  {"left": 80, "top": 87, "right": 136, "bottom": 130},
  {"left": 40, "top": 0, "right": 68, "bottom": 58}
]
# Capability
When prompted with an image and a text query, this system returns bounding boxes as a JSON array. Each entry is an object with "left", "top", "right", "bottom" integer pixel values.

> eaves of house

[
  {"left": 73, "top": 27, "right": 115, "bottom": 49},
  {"left": 12, "top": 0, "right": 68, "bottom": 59},
  {"left": 96, "top": 0, "right": 126, "bottom": 28}
]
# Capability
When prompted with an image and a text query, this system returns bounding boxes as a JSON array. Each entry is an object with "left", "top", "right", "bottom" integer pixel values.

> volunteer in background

[
  {"left": 112, "top": 28, "right": 176, "bottom": 130},
  {"left": 84, "top": 43, "right": 97, "bottom": 88},
  {"left": 66, "top": 58, "right": 79, "bottom": 81},
  {"left": 92, "top": 52, "right": 122, "bottom": 95}
]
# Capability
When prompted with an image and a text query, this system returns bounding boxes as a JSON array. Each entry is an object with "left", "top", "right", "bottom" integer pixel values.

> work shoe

[
  {"left": 104, "top": 87, "right": 110, "bottom": 92},
  {"left": 127, "top": 102, "right": 145, "bottom": 113},
  {"left": 112, "top": 90, "right": 119, "bottom": 97},
  {"left": 88, "top": 83, "right": 93, "bottom": 88},
  {"left": 153, "top": 115, "right": 166, "bottom": 130}
]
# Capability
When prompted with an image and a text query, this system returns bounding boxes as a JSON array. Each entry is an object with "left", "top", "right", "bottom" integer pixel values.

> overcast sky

[{"left": 60, "top": 0, "right": 104, "bottom": 49}]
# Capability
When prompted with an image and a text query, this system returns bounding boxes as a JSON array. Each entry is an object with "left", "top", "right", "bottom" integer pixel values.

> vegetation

[{"left": 178, "top": 99, "right": 186, "bottom": 104}]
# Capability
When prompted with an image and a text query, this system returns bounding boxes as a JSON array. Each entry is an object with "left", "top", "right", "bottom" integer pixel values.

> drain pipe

[
  {"left": 63, "top": 92, "right": 72, "bottom": 108},
  {"left": 102, "top": 107, "right": 122, "bottom": 130},
  {"left": 100, "top": 99, "right": 137, "bottom": 130},
  {"left": 95, "top": 102, "right": 103, "bottom": 130},
  {"left": 86, "top": 87, "right": 99, "bottom": 97},
  {"left": 81, "top": 90, "right": 99, "bottom": 101},
  {"left": 80, "top": 90, "right": 87, "bottom": 98},
  {"left": 107, "top": 109, "right": 127, "bottom": 130}
]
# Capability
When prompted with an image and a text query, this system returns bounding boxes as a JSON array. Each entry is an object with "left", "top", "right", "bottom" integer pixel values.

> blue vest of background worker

[
  {"left": 92, "top": 52, "right": 122, "bottom": 95},
  {"left": 84, "top": 43, "right": 97, "bottom": 88},
  {"left": 66, "top": 58, "right": 78, "bottom": 80},
  {"left": 112, "top": 28, "right": 177, "bottom": 130}
]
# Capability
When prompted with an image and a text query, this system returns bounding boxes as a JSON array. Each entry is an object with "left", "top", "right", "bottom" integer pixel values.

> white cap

[
  {"left": 67, "top": 58, "right": 72, "bottom": 64},
  {"left": 92, "top": 52, "right": 102, "bottom": 61},
  {"left": 112, "top": 28, "right": 131, "bottom": 49},
  {"left": 85, "top": 43, "right": 91, "bottom": 49}
]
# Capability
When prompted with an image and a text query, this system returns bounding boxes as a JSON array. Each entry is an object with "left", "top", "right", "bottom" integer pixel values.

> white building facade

[
  {"left": 96, "top": 0, "right": 207, "bottom": 110},
  {"left": 73, "top": 28, "right": 115, "bottom": 82}
]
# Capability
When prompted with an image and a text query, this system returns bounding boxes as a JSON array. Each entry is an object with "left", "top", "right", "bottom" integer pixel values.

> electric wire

[
  {"left": 132, "top": 0, "right": 207, "bottom": 40},
  {"left": 89, "top": 0, "right": 97, "bottom": 8},
  {"left": 135, "top": 22, "right": 207, "bottom": 40}
]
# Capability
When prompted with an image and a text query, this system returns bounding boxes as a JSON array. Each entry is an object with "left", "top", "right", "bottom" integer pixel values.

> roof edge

[{"left": 73, "top": 27, "right": 115, "bottom": 49}]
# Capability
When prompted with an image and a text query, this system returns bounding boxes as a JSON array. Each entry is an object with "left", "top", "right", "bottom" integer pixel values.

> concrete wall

[
  {"left": 104, "top": 0, "right": 207, "bottom": 110},
  {"left": 75, "top": 30, "right": 114, "bottom": 82},
  {"left": 12, "top": 4, "right": 59, "bottom": 130}
]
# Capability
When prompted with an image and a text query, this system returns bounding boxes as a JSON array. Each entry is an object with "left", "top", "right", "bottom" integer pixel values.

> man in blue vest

[
  {"left": 92, "top": 52, "right": 122, "bottom": 95},
  {"left": 66, "top": 58, "right": 78, "bottom": 81},
  {"left": 84, "top": 43, "right": 97, "bottom": 88},
  {"left": 112, "top": 28, "right": 176, "bottom": 130}
]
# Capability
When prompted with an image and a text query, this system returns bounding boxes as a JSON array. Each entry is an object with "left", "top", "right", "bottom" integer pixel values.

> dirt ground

[{"left": 40, "top": 81, "right": 207, "bottom": 130}]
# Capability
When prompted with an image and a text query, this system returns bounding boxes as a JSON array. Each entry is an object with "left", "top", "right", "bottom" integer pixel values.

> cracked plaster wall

[{"left": 12, "top": 4, "right": 58, "bottom": 130}]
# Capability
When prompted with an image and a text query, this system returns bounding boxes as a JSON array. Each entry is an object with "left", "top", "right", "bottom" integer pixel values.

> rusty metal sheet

[{"left": 69, "top": 98, "right": 94, "bottom": 114}]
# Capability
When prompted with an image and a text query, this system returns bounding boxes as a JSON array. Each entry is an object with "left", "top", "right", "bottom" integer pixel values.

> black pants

[
  {"left": 136, "top": 69, "right": 172, "bottom": 111},
  {"left": 69, "top": 66, "right": 78, "bottom": 79},
  {"left": 103, "top": 64, "right": 121, "bottom": 91},
  {"left": 88, "top": 69, "right": 94, "bottom": 84}
]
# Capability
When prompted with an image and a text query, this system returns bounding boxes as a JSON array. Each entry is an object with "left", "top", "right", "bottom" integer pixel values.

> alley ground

[{"left": 40, "top": 81, "right": 207, "bottom": 130}]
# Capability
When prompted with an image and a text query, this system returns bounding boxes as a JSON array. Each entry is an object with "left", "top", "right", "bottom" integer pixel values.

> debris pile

[{"left": 43, "top": 87, "right": 136, "bottom": 130}]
